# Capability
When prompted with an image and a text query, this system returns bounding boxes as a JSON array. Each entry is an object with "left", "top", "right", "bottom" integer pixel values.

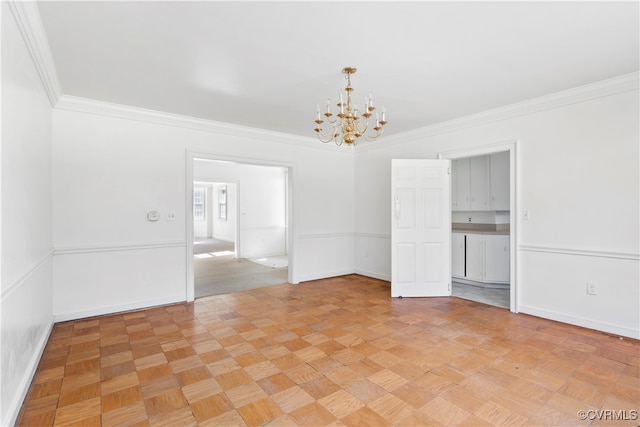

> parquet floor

[{"left": 17, "top": 275, "right": 639, "bottom": 426}]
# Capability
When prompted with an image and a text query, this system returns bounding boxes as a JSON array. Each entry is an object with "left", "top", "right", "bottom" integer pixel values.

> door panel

[
  {"left": 391, "top": 159, "right": 451, "bottom": 297},
  {"left": 422, "top": 189, "right": 442, "bottom": 228},
  {"left": 423, "top": 243, "right": 443, "bottom": 282},
  {"left": 396, "top": 243, "right": 416, "bottom": 283},
  {"left": 396, "top": 188, "right": 416, "bottom": 229}
]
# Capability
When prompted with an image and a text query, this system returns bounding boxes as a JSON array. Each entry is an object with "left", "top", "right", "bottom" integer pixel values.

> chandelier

[{"left": 314, "top": 67, "right": 387, "bottom": 146}]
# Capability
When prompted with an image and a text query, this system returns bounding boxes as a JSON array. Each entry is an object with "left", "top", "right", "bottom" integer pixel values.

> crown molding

[
  {"left": 54, "top": 95, "right": 354, "bottom": 154},
  {"left": 7, "top": 0, "right": 62, "bottom": 106},
  {"left": 357, "top": 71, "right": 640, "bottom": 153}
]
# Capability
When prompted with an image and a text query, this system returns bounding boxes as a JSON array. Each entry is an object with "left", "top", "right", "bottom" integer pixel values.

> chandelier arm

[
  {"left": 324, "top": 115, "right": 338, "bottom": 125},
  {"left": 361, "top": 127, "right": 384, "bottom": 141},
  {"left": 316, "top": 121, "right": 344, "bottom": 144},
  {"left": 316, "top": 129, "right": 337, "bottom": 143},
  {"left": 354, "top": 118, "right": 369, "bottom": 135}
]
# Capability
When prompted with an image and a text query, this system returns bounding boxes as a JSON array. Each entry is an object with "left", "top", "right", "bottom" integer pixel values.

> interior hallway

[
  {"left": 17, "top": 275, "right": 638, "bottom": 426},
  {"left": 194, "top": 238, "right": 288, "bottom": 298}
]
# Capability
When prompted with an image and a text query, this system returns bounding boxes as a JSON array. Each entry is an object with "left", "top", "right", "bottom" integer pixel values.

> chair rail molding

[
  {"left": 54, "top": 240, "right": 186, "bottom": 256},
  {"left": 519, "top": 244, "right": 639, "bottom": 261}
]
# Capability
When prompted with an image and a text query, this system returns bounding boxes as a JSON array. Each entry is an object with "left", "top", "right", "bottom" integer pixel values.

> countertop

[{"left": 452, "top": 223, "right": 510, "bottom": 235}]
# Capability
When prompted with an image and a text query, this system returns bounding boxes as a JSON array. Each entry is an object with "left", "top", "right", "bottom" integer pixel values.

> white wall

[
  {"left": 194, "top": 162, "right": 286, "bottom": 258},
  {"left": 51, "top": 99, "right": 354, "bottom": 320},
  {"left": 354, "top": 75, "right": 639, "bottom": 338},
  {"left": 1, "top": 3, "right": 55, "bottom": 425}
]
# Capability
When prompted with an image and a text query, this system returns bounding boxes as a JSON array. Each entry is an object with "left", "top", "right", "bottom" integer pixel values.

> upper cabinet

[
  {"left": 469, "top": 155, "right": 490, "bottom": 210},
  {"left": 452, "top": 158, "right": 471, "bottom": 210},
  {"left": 452, "top": 153, "right": 509, "bottom": 211}
]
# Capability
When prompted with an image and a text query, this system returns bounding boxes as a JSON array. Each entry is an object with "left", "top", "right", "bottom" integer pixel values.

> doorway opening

[
  {"left": 439, "top": 141, "right": 517, "bottom": 312},
  {"left": 186, "top": 155, "right": 295, "bottom": 301}
]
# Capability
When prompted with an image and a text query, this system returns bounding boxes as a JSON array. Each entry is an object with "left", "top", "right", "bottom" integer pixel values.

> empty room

[{"left": 2, "top": 1, "right": 638, "bottom": 426}]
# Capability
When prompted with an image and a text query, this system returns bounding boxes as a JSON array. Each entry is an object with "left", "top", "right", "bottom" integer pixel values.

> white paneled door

[{"left": 391, "top": 159, "right": 451, "bottom": 297}]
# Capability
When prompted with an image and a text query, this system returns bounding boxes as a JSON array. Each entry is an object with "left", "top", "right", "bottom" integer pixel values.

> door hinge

[{"left": 447, "top": 167, "right": 451, "bottom": 175}]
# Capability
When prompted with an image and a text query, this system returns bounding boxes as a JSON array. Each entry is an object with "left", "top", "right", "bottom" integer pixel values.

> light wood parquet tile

[{"left": 16, "top": 274, "right": 639, "bottom": 426}]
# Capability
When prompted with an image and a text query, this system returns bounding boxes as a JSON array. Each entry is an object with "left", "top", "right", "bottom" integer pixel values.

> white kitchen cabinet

[
  {"left": 485, "top": 235, "right": 510, "bottom": 283},
  {"left": 452, "top": 158, "right": 471, "bottom": 210},
  {"left": 465, "top": 234, "right": 485, "bottom": 282},
  {"left": 489, "top": 151, "right": 510, "bottom": 211},
  {"left": 451, "top": 232, "right": 510, "bottom": 285},
  {"left": 452, "top": 233, "right": 465, "bottom": 278},
  {"left": 451, "top": 156, "right": 490, "bottom": 211},
  {"left": 469, "top": 156, "right": 490, "bottom": 210}
]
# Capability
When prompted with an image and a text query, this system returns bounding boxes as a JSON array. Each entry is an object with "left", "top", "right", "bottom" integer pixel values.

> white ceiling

[{"left": 37, "top": 1, "right": 639, "bottom": 139}]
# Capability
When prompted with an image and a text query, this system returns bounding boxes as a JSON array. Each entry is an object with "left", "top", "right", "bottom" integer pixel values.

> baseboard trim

[
  {"left": 297, "top": 269, "right": 354, "bottom": 283},
  {"left": 518, "top": 304, "right": 639, "bottom": 340},
  {"left": 54, "top": 294, "right": 186, "bottom": 323},
  {"left": 3, "top": 318, "right": 55, "bottom": 427},
  {"left": 353, "top": 269, "right": 391, "bottom": 282}
]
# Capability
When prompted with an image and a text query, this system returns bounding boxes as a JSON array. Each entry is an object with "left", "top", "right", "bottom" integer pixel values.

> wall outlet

[
  {"left": 587, "top": 282, "right": 598, "bottom": 295},
  {"left": 167, "top": 212, "right": 176, "bottom": 221}
]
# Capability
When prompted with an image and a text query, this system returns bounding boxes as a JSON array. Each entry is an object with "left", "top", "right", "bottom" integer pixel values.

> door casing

[
  {"left": 186, "top": 151, "right": 297, "bottom": 302},
  {"left": 438, "top": 140, "right": 518, "bottom": 313}
]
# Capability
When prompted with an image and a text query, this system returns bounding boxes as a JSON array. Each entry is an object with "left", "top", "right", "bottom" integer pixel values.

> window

[
  {"left": 193, "top": 188, "right": 205, "bottom": 221},
  {"left": 218, "top": 186, "right": 227, "bottom": 221}
]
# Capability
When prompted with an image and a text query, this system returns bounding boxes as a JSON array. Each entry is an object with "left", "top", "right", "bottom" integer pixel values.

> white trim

[
  {"left": 358, "top": 72, "right": 639, "bottom": 153},
  {"left": 54, "top": 294, "right": 185, "bottom": 323},
  {"left": 355, "top": 232, "right": 391, "bottom": 240},
  {"left": 54, "top": 241, "right": 186, "bottom": 255},
  {"left": 519, "top": 245, "right": 639, "bottom": 261},
  {"left": 297, "top": 269, "right": 355, "bottom": 283},
  {"left": 2, "top": 319, "right": 55, "bottom": 427},
  {"left": 187, "top": 151, "right": 299, "bottom": 299},
  {"left": 438, "top": 139, "right": 515, "bottom": 160},
  {"left": 55, "top": 95, "right": 354, "bottom": 154},
  {"left": 7, "top": 1, "right": 62, "bottom": 106},
  {"left": 439, "top": 140, "right": 519, "bottom": 313},
  {"left": 353, "top": 269, "right": 391, "bottom": 282},
  {"left": 241, "top": 225, "right": 287, "bottom": 231},
  {"left": 519, "top": 305, "right": 639, "bottom": 340},
  {"left": 298, "top": 232, "right": 355, "bottom": 240},
  {"left": 0, "top": 250, "right": 53, "bottom": 302}
]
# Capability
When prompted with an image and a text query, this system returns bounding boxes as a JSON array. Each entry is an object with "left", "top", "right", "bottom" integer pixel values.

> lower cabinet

[
  {"left": 452, "top": 233, "right": 465, "bottom": 278},
  {"left": 452, "top": 232, "right": 509, "bottom": 284},
  {"left": 485, "top": 235, "right": 510, "bottom": 283},
  {"left": 465, "top": 234, "right": 486, "bottom": 282}
]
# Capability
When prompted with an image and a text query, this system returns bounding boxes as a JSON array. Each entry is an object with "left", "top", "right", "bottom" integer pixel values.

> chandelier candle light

[{"left": 314, "top": 67, "right": 387, "bottom": 146}]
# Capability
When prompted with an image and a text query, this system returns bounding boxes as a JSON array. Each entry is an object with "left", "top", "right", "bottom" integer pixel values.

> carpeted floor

[{"left": 194, "top": 238, "right": 289, "bottom": 298}]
